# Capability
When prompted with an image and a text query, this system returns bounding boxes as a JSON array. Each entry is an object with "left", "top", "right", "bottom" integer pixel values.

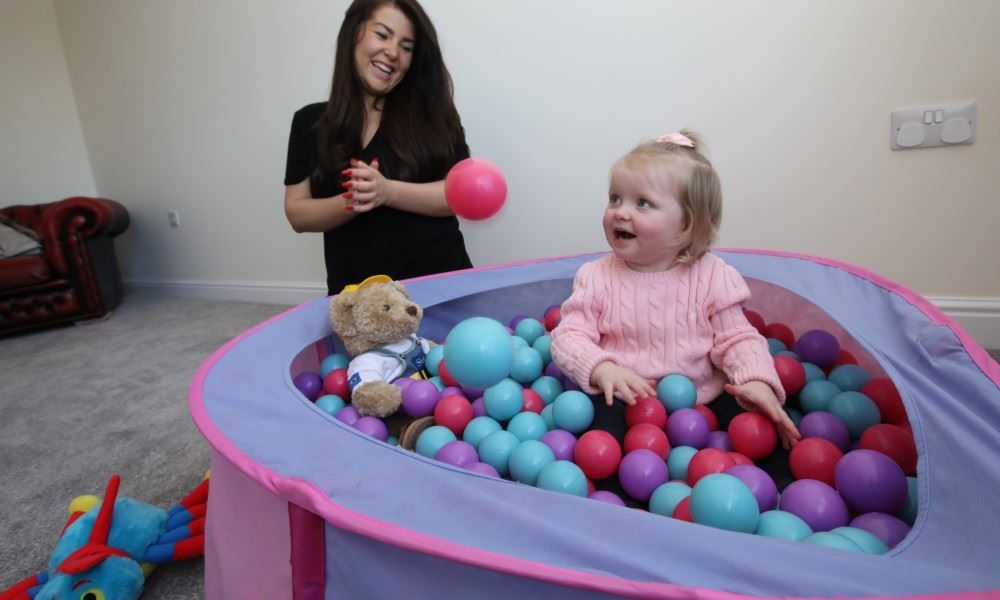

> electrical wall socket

[
  {"left": 168, "top": 210, "right": 181, "bottom": 227},
  {"left": 891, "top": 101, "right": 976, "bottom": 151}
]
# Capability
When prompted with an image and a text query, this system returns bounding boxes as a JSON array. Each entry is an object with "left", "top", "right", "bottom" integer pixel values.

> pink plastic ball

[
  {"left": 574, "top": 430, "right": 623, "bottom": 480},
  {"left": 434, "top": 395, "right": 474, "bottom": 436},
  {"left": 727, "top": 412, "right": 777, "bottom": 460},
  {"left": 444, "top": 158, "right": 507, "bottom": 220}
]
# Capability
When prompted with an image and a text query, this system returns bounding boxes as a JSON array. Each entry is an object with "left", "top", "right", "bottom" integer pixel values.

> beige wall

[
  {"left": 4, "top": 1, "right": 998, "bottom": 340},
  {"left": 0, "top": 0, "right": 95, "bottom": 204}
]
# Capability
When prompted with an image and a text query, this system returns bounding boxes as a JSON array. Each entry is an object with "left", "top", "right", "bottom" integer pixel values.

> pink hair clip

[{"left": 655, "top": 132, "right": 695, "bottom": 148}]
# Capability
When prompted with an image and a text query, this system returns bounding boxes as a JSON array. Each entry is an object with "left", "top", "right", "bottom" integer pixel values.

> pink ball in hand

[{"left": 444, "top": 158, "right": 507, "bottom": 220}]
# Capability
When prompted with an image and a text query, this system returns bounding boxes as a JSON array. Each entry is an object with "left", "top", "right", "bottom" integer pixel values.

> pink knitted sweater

[{"left": 550, "top": 253, "right": 785, "bottom": 406}]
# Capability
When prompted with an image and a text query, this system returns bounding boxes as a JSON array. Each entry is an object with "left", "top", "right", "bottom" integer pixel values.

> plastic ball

[
  {"left": 477, "top": 430, "right": 520, "bottom": 476},
  {"left": 415, "top": 425, "right": 457, "bottom": 459},
  {"left": 773, "top": 355, "right": 807, "bottom": 397},
  {"left": 425, "top": 345, "right": 444, "bottom": 376},
  {"left": 508, "top": 440, "right": 556, "bottom": 485},
  {"left": 897, "top": 476, "right": 918, "bottom": 525},
  {"left": 690, "top": 473, "right": 760, "bottom": 533},
  {"left": 828, "top": 349, "right": 859, "bottom": 371},
  {"left": 520, "top": 389, "right": 545, "bottom": 414},
  {"left": 530, "top": 376, "right": 564, "bottom": 405},
  {"left": 835, "top": 449, "right": 908, "bottom": 514},
  {"left": 693, "top": 404, "right": 719, "bottom": 431},
  {"left": 798, "top": 411, "right": 851, "bottom": 452},
  {"left": 536, "top": 460, "right": 588, "bottom": 497},
  {"left": 540, "top": 428, "right": 577, "bottom": 461},
  {"left": 510, "top": 336, "right": 528, "bottom": 351},
  {"left": 850, "top": 512, "right": 910, "bottom": 548},
  {"left": 435, "top": 440, "right": 479, "bottom": 467},
  {"left": 786, "top": 407, "right": 803, "bottom": 427},
  {"left": 755, "top": 510, "right": 813, "bottom": 541},
  {"left": 439, "top": 386, "right": 465, "bottom": 399},
  {"left": 791, "top": 329, "right": 840, "bottom": 367},
  {"left": 540, "top": 404, "right": 555, "bottom": 429},
  {"left": 618, "top": 449, "right": 669, "bottom": 502},
  {"left": 437, "top": 359, "right": 460, "bottom": 388},
  {"left": 799, "top": 380, "right": 842, "bottom": 414},
  {"left": 322, "top": 368, "right": 350, "bottom": 399},
  {"left": 320, "top": 353, "right": 350, "bottom": 377},
  {"left": 462, "top": 416, "right": 502, "bottom": 449},
  {"left": 802, "top": 532, "right": 864, "bottom": 552},
  {"left": 434, "top": 394, "right": 475, "bottom": 436},
  {"left": 789, "top": 437, "right": 843, "bottom": 485},
  {"left": 509, "top": 347, "right": 544, "bottom": 384},
  {"left": 507, "top": 411, "right": 548, "bottom": 442},
  {"left": 801, "top": 362, "right": 827, "bottom": 383},
  {"left": 353, "top": 416, "right": 388, "bottom": 441},
  {"left": 766, "top": 338, "right": 787, "bottom": 356},
  {"left": 466, "top": 462, "right": 500, "bottom": 477},
  {"left": 828, "top": 364, "right": 872, "bottom": 392},
  {"left": 672, "top": 496, "right": 693, "bottom": 522},
  {"left": 483, "top": 378, "right": 524, "bottom": 422},
  {"left": 335, "top": 406, "right": 360, "bottom": 426},
  {"left": 444, "top": 157, "right": 507, "bottom": 220},
  {"left": 508, "top": 314, "right": 528, "bottom": 330},
  {"left": 666, "top": 446, "right": 698, "bottom": 481},
  {"left": 444, "top": 317, "right": 514, "bottom": 389},
  {"left": 666, "top": 408, "right": 710, "bottom": 449},
  {"left": 471, "top": 397, "right": 486, "bottom": 417},
  {"left": 551, "top": 390, "right": 594, "bottom": 434},
  {"left": 394, "top": 377, "right": 415, "bottom": 393},
  {"left": 531, "top": 335, "right": 552, "bottom": 364},
  {"left": 624, "top": 423, "right": 670, "bottom": 458},
  {"left": 763, "top": 323, "right": 795, "bottom": 348},
  {"left": 401, "top": 380, "right": 440, "bottom": 417},
  {"left": 649, "top": 481, "right": 692, "bottom": 517},
  {"left": 426, "top": 376, "right": 445, "bottom": 391},
  {"left": 831, "top": 526, "right": 889, "bottom": 554},
  {"left": 574, "top": 430, "right": 623, "bottom": 480},
  {"left": 706, "top": 431, "right": 733, "bottom": 451},
  {"left": 293, "top": 372, "right": 323, "bottom": 400},
  {"left": 624, "top": 396, "right": 668, "bottom": 429},
  {"left": 543, "top": 307, "right": 561, "bottom": 331},
  {"left": 859, "top": 423, "right": 917, "bottom": 475},
  {"left": 725, "top": 464, "right": 778, "bottom": 511},
  {"left": 315, "top": 394, "right": 345, "bottom": 416},
  {"left": 727, "top": 412, "right": 777, "bottom": 460},
  {"left": 589, "top": 490, "right": 626, "bottom": 506},
  {"left": 743, "top": 309, "right": 766, "bottom": 335},
  {"left": 862, "top": 378, "right": 907, "bottom": 424},
  {"left": 685, "top": 448, "right": 737, "bottom": 486},
  {"left": 728, "top": 451, "right": 753, "bottom": 466},
  {"left": 656, "top": 374, "right": 697, "bottom": 412},
  {"left": 778, "top": 479, "right": 849, "bottom": 532},
  {"left": 828, "top": 391, "right": 881, "bottom": 438},
  {"left": 513, "top": 317, "right": 545, "bottom": 345}
]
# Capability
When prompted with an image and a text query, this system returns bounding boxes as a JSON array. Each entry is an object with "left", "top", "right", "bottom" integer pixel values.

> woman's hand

[
  {"left": 724, "top": 381, "right": 802, "bottom": 449},
  {"left": 342, "top": 158, "right": 396, "bottom": 213},
  {"left": 591, "top": 361, "right": 657, "bottom": 407}
]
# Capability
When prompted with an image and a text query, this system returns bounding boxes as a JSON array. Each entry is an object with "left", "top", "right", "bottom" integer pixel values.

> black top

[{"left": 285, "top": 102, "right": 473, "bottom": 295}]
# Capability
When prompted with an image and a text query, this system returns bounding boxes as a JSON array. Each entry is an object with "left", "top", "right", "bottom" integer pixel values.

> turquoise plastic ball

[
  {"left": 551, "top": 390, "right": 594, "bottom": 434},
  {"left": 530, "top": 375, "right": 564, "bottom": 405},
  {"left": 427, "top": 376, "right": 445, "bottom": 391},
  {"left": 828, "top": 391, "right": 881, "bottom": 437},
  {"left": 320, "top": 354, "right": 350, "bottom": 378},
  {"left": 444, "top": 317, "right": 514, "bottom": 389},
  {"left": 690, "top": 473, "right": 760, "bottom": 533},
  {"left": 315, "top": 394, "right": 345, "bottom": 416},
  {"left": 897, "top": 476, "right": 918, "bottom": 525},
  {"left": 477, "top": 430, "right": 520, "bottom": 476},
  {"left": 536, "top": 460, "right": 588, "bottom": 496},
  {"left": 415, "top": 425, "right": 457, "bottom": 459},
  {"left": 801, "top": 362, "right": 827, "bottom": 383},
  {"left": 831, "top": 526, "right": 889, "bottom": 554},
  {"left": 541, "top": 404, "right": 556, "bottom": 429},
  {"left": 649, "top": 481, "right": 692, "bottom": 517},
  {"left": 776, "top": 350, "right": 801, "bottom": 360},
  {"left": 463, "top": 416, "right": 503, "bottom": 449},
  {"left": 656, "top": 374, "right": 697, "bottom": 412},
  {"left": 767, "top": 338, "right": 787, "bottom": 355},
  {"left": 667, "top": 446, "right": 698, "bottom": 482},
  {"left": 514, "top": 317, "right": 545, "bottom": 345},
  {"left": 531, "top": 335, "right": 552, "bottom": 365},
  {"left": 511, "top": 336, "right": 528, "bottom": 351},
  {"left": 799, "top": 380, "right": 842, "bottom": 413},
  {"left": 483, "top": 378, "right": 524, "bottom": 421},
  {"left": 507, "top": 411, "right": 548, "bottom": 442},
  {"left": 828, "top": 364, "right": 872, "bottom": 392},
  {"left": 786, "top": 407, "right": 803, "bottom": 427},
  {"left": 508, "top": 440, "right": 556, "bottom": 485},
  {"left": 509, "top": 347, "right": 544, "bottom": 384},
  {"left": 802, "top": 532, "right": 865, "bottom": 552},
  {"left": 425, "top": 345, "right": 445, "bottom": 376},
  {"left": 755, "top": 510, "right": 813, "bottom": 541}
]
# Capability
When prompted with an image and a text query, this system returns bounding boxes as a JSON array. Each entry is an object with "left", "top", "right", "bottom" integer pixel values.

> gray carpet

[{"left": 0, "top": 293, "right": 291, "bottom": 599}]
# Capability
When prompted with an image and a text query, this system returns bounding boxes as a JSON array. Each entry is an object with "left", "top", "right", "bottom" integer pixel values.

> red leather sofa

[{"left": 0, "top": 197, "right": 129, "bottom": 336}]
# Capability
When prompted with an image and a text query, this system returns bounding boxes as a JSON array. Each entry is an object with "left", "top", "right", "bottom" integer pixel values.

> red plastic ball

[
  {"left": 586, "top": 478, "right": 596, "bottom": 495},
  {"left": 672, "top": 496, "right": 693, "bottom": 522},
  {"left": 773, "top": 355, "right": 807, "bottom": 397},
  {"left": 686, "top": 448, "right": 737, "bottom": 486},
  {"left": 727, "top": 412, "right": 778, "bottom": 460},
  {"left": 574, "top": 430, "right": 623, "bottom": 480},
  {"left": 764, "top": 322, "right": 795, "bottom": 348},
  {"left": 624, "top": 396, "right": 667, "bottom": 429},
  {"left": 729, "top": 452, "right": 753, "bottom": 466},
  {"left": 543, "top": 307, "right": 561, "bottom": 331},
  {"left": 323, "top": 368, "right": 350, "bottom": 399},
  {"left": 624, "top": 423, "right": 670, "bottom": 459},
  {"left": 789, "top": 437, "right": 843, "bottom": 486},
  {"left": 862, "top": 378, "right": 907, "bottom": 424},
  {"left": 433, "top": 395, "right": 474, "bottom": 436},
  {"left": 437, "top": 359, "right": 460, "bottom": 388},
  {"left": 743, "top": 309, "right": 766, "bottom": 336},
  {"left": 444, "top": 158, "right": 507, "bottom": 220},
  {"left": 520, "top": 389, "right": 545, "bottom": 414},
  {"left": 693, "top": 404, "right": 718, "bottom": 431},
  {"left": 859, "top": 424, "right": 917, "bottom": 475},
  {"left": 826, "top": 349, "right": 859, "bottom": 373}
]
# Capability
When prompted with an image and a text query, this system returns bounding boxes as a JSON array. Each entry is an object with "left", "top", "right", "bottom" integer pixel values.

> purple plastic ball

[
  {"left": 353, "top": 416, "right": 388, "bottom": 441},
  {"left": 834, "top": 449, "right": 908, "bottom": 514},
  {"left": 707, "top": 430, "right": 734, "bottom": 452},
  {"left": 472, "top": 397, "right": 486, "bottom": 417},
  {"left": 440, "top": 386, "right": 466, "bottom": 398},
  {"left": 435, "top": 440, "right": 479, "bottom": 467},
  {"left": 541, "top": 429, "right": 577, "bottom": 461},
  {"left": 792, "top": 329, "right": 841, "bottom": 367},
  {"left": 779, "top": 479, "right": 849, "bottom": 531},
  {"left": 509, "top": 314, "right": 528, "bottom": 330},
  {"left": 465, "top": 461, "right": 501, "bottom": 478},
  {"left": 666, "top": 408, "right": 710, "bottom": 449},
  {"left": 293, "top": 372, "right": 323, "bottom": 400},
  {"left": 335, "top": 406, "right": 360, "bottom": 426},
  {"left": 799, "top": 411, "right": 851, "bottom": 452},
  {"left": 462, "top": 385, "right": 485, "bottom": 398},
  {"left": 401, "top": 380, "right": 440, "bottom": 417},
  {"left": 851, "top": 512, "right": 911, "bottom": 548},
  {"left": 394, "top": 377, "right": 415, "bottom": 392},
  {"left": 589, "top": 490, "right": 627, "bottom": 506},
  {"left": 543, "top": 361, "right": 564, "bottom": 381},
  {"left": 618, "top": 449, "right": 669, "bottom": 502},
  {"left": 725, "top": 464, "right": 778, "bottom": 511}
]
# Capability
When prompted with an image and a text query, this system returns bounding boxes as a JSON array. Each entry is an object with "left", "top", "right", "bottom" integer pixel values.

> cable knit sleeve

[
  {"left": 550, "top": 260, "right": 618, "bottom": 394},
  {"left": 707, "top": 262, "right": 786, "bottom": 405}
]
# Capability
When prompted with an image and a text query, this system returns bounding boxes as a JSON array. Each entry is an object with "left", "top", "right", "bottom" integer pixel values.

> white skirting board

[{"left": 125, "top": 279, "right": 1000, "bottom": 350}]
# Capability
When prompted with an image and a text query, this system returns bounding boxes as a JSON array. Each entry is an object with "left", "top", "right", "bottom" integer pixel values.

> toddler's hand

[
  {"left": 724, "top": 381, "right": 802, "bottom": 450},
  {"left": 591, "top": 361, "right": 657, "bottom": 407}
]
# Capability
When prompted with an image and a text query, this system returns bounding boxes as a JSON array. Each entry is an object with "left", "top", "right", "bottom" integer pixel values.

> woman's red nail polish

[
  {"left": 341, "top": 169, "right": 352, "bottom": 176},
  {"left": 342, "top": 181, "right": 353, "bottom": 188},
  {"left": 343, "top": 192, "right": 353, "bottom": 200},
  {"left": 345, "top": 205, "right": 354, "bottom": 212}
]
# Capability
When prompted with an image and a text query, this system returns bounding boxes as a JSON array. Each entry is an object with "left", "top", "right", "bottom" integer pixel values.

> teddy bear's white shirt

[{"left": 347, "top": 334, "right": 431, "bottom": 392}]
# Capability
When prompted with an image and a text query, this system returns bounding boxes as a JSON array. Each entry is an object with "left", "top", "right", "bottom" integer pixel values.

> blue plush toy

[{"left": 1, "top": 474, "right": 207, "bottom": 600}]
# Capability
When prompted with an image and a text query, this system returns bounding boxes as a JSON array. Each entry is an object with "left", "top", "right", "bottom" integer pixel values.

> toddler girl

[{"left": 550, "top": 131, "right": 800, "bottom": 450}]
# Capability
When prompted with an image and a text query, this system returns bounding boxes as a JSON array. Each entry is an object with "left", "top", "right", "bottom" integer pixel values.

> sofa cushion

[
  {"left": 0, "top": 255, "right": 51, "bottom": 290},
  {"left": 0, "top": 215, "right": 43, "bottom": 258}
]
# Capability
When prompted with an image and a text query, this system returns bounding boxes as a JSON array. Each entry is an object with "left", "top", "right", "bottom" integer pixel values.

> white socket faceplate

[{"left": 890, "top": 101, "right": 976, "bottom": 150}]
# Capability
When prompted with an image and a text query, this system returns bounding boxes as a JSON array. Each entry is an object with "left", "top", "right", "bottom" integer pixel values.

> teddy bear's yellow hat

[{"left": 340, "top": 274, "right": 393, "bottom": 294}]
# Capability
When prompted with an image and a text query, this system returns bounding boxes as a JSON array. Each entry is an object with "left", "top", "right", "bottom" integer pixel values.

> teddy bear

[{"left": 329, "top": 275, "right": 431, "bottom": 419}]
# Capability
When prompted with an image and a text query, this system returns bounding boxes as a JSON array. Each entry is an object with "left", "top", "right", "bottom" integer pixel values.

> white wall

[
  {"left": 8, "top": 1, "right": 1000, "bottom": 342},
  {"left": 0, "top": 0, "right": 95, "bottom": 204}
]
